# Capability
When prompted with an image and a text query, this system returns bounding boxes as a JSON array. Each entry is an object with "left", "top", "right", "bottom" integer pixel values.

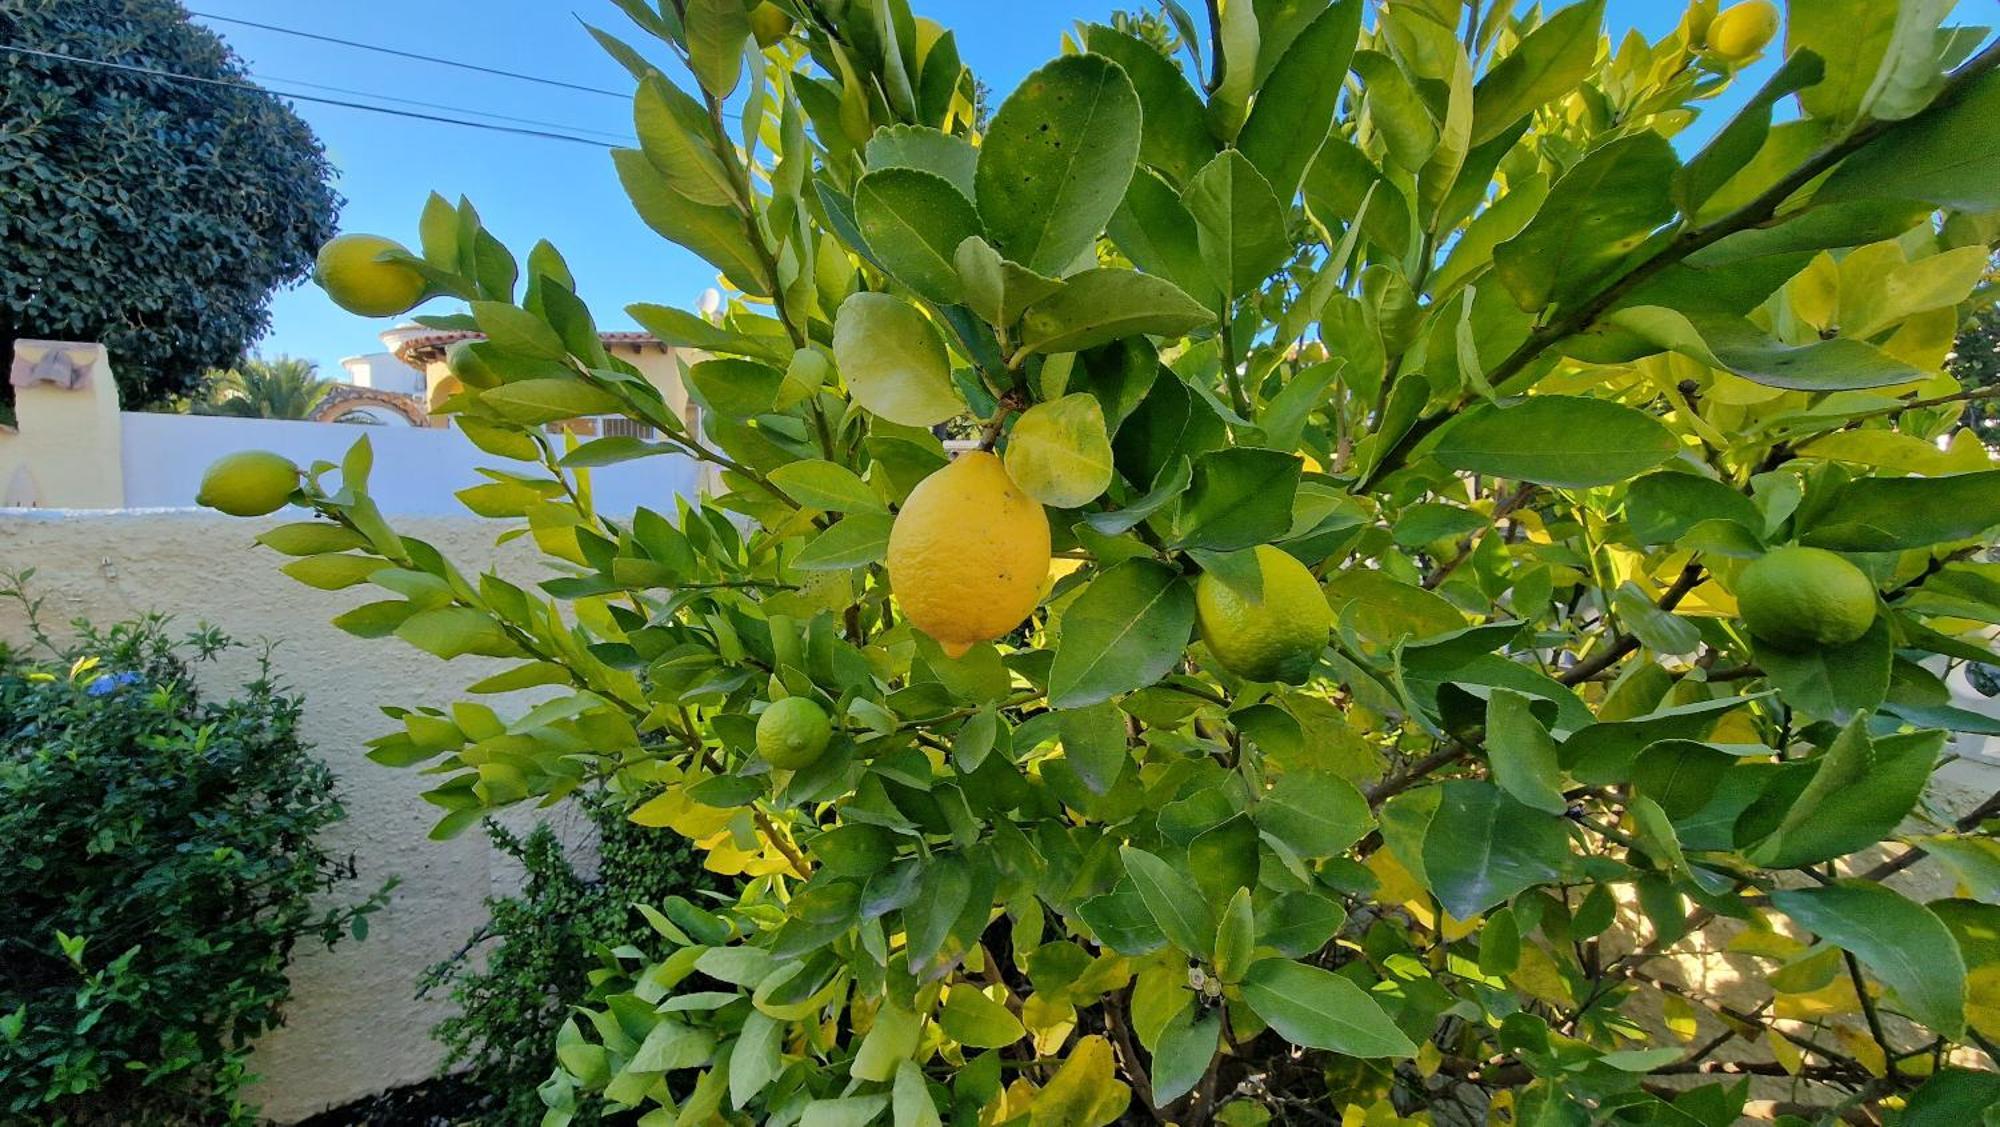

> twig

[{"left": 1556, "top": 560, "right": 1706, "bottom": 686}]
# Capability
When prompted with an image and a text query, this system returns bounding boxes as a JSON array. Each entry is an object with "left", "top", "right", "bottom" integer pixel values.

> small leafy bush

[
  {"left": 0, "top": 577, "right": 388, "bottom": 1125},
  {"left": 421, "top": 795, "right": 721, "bottom": 1125}
]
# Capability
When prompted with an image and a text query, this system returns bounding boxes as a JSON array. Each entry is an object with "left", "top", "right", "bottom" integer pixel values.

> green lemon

[
  {"left": 316, "top": 233, "right": 427, "bottom": 318},
  {"left": 196, "top": 450, "right": 299, "bottom": 517},
  {"left": 757, "top": 696, "right": 832, "bottom": 769},
  {"left": 1195, "top": 545, "right": 1335, "bottom": 684},
  {"left": 1736, "top": 546, "right": 1878, "bottom": 651}
]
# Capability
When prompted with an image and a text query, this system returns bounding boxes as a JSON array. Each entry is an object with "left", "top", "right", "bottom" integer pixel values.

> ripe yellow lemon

[
  {"left": 1706, "top": 1, "right": 1779, "bottom": 62},
  {"left": 887, "top": 451, "right": 1051, "bottom": 658},
  {"left": 1195, "top": 545, "right": 1333, "bottom": 684},
  {"left": 316, "top": 234, "right": 427, "bottom": 318},
  {"left": 757, "top": 696, "right": 832, "bottom": 769},
  {"left": 196, "top": 450, "right": 298, "bottom": 516},
  {"left": 1735, "top": 545, "right": 1877, "bottom": 651}
]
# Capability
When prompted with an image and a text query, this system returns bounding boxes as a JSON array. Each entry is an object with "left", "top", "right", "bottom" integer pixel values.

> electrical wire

[
  {"left": 244, "top": 71, "right": 631, "bottom": 141},
  {"left": 1, "top": 44, "right": 624, "bottom": 148},
  {"left": 188, "top": 10, "right": 629, "bottom": 99}
]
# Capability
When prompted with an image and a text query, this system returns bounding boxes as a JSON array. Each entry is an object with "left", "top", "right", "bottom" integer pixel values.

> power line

[
  {"left": 2, "top": 44, "right": 622, "bottom": 148},
  {"left": 189, "top": 10, "right": 629, "bottom": 99},
  {"left": 245, "top": 71, "right": 631, "bottom": 141}
]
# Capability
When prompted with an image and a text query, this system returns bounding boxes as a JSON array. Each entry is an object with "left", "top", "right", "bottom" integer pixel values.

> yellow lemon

[
  {"left": 316, "top": 233, "right": 427, "bottom": 318},
  {"left": 887, "top": 450, "right": 1051, "bottom": 658},
  {"left": 1735, "top": 545, "right": 1877, "bottom": 651},
  {"left": 196, "top": 450, "right": 298, "bottom": 517},
  {"left": 1706, "top": 1, "right": 1779, "bottom": 62},
  {"left": 757, "top": 696, "right": 832, "bottom": 769},
  {"left": 1195, "top": 545, "right": 1334, "bottom": 684},
  {"left": 749, "top": 2, "right": 793, "bottom": 47}
]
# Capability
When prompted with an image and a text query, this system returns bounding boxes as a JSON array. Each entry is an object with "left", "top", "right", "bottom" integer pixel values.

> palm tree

[{"left": 195, "top": 356, "right": 334, "bottom": 420}]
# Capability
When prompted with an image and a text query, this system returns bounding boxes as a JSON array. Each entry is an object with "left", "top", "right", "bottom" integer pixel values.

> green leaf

[
  {"left": 1256, "top": 772, "right": 1372, "bottom": 858},
  {"left": 1082, "top": 456, "right": 1192, "bottom": 536},
  {"left": 1182, "top": 150, "right": 1292, "bottom": 301},
  {"left": 832, "top": 293, "right": 964, "bottom": 426},
  {"left": 1237, "top": 0, "right": 1363, "bottom": 199},
  {"left": 1081, "top": 24, "right": 1217, "bottom": 187},
  {"left": 683, "top": 0, "right": 748, "bottom": 98},
  {"left": 1432, "top": 396, "right": 1679, "bottom": 488},
  {"left": 855, "top": 168, "right": 983, "bottom": 303},
  {"left": 1903, "top": 1069, "right": 2000, "bottom": 1127},
  {"left": 1478, "top": 906, "right": 1521, "bottom": 975},
  {"left": 1106, "top": 168, "right": 1220, "bottom": 308},
  {"left": 1421, "top": 779, "right": 1572, "bottom": 919},
  {"left": 1492, "top": 132, "right": 1679, "bottom": 314},
  {"left": 1801, "top": 470, "right": 2000, "bottom": 551},
  {"left": 793, "top": 515, "right": 895, "bottom": 571},
  {"left": 893, "top": 1059, "right": 944, "bottom": 1127},
  {"left": 1172, "top": 448, "right": 1301, "bottom": 551},
  {"left": 865, "top": 124, "right": 978, "bottom": 198},
  {"left": 1625, "top": 472, "right": 1762, "bottom": 546},
  {"left": 1189, "top": 813, "right": 1261, "bottom": 910},
  {"left": 634, "top": 75, "right": 738, "bottom": 208},
  {"left": 1469, "top": 0, "right": 1605, "bottom": 147},
  {"left": 1750, "top": 721, "right": 1935, "bottom": 868},
  {"left": 1149, "top": 1007, "right": 1220, "bottom": 1105},
  {"left": 1485, "top": 690, "right": 1567, "bottom": 815},
  {"left": 954, "top": 236, "right": 1064, "bottom": 330},
  {"left": 1239, "top": 958, "right": 1418, "bottom": 1057},
  {"left": 479, "top": 378, "right": 624, "bottom": 426},
  {"left": 1258, "top": 892, "right": 1346, "bottom": 958},
  {"left": 1004, "top": 394, "right": 1114, "bottom": 508},
  {"left": 1076, "top": 880, "right": 1168, "bottom": 955},
  {"left": 974, "top": 53, "right": 1142, "bottom": 275},
  {"left": 256, "top": 522, "right": 369, "bottom": 556},
  {"left": 1048, "top": 559, "right": 1198, "bottom": 709},
  {"left": 1607, "top": 307, "right": 1925, "bottom": 391},
  {"left": 686, "top": 357, "right": 782, "bottom": 418},
  {"left": 1120, "top": 846, "right": 1216, "bottom": 957},
  {"left": 1676, "top": 51, "right": 1825, "bottom": 214},
  {"left": 1354, "top": 50, "right": 1435, "bottom": 172},
  {"left": 730, "top": 1011, "right": 784, "bottom": 1107},
  {"left": 396, "top": 607, "right": 523, "bottom": 660},
  {"left": 614, "top": 149, "right": 768, "bottom": 296},
  {"left": 627, "top": 302, "right": 792, "bottom": 365},
  {"left": 282, "top": 553, "right": 389, "bottom": 591},
  {"left": 767, "top": 460, "right": 886, "bottom": 514},
  {"left": 1771, "top": 882, "right": 1966, "bottom": 1037},
  {"left": 1819, "top": 69, "right": 2000, "bottom": 210},
  {"left": 560, "top": 436, "right": 672, "bottom": 468},
  {"left": 852, "top": 1002, "right": 921, "bottom": 1081},
  {"left": 471, "top": 301, "right": 567, "bottom": 362},
  {"left": 1755, "top": 616, "right": 1892, "bottom": 723},
  {"left": 1017, "top": 269, "right": 1213, "bottom": 357},
  {"left": 1213, "top": 887, "right": 1256, "bottom": 983}
]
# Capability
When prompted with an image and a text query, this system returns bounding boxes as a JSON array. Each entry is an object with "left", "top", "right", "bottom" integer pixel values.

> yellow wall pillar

[{"left": 3, "top": 341, "right": 125, "bottom": 508}]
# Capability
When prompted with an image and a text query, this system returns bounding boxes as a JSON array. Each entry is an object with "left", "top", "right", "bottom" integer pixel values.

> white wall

[
  {"left": 339, "top": 351, "right": 426, "bottom": 396},
  {"left": 120, "top": 411, "right": 698, "bottom": 517},
  {"left": 0, "top": 509, "right": 586, "bottom": 1123}
]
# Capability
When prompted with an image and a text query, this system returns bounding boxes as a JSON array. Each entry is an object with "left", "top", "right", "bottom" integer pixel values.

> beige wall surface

[{"left": 0, "top": 508, "right": 578, "bottom": 1123}]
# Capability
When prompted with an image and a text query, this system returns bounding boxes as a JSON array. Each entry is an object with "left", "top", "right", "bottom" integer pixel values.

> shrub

[
  {"left": 0, "top": 576, "right": 388, "bottom": 1125},
  {"left": 211, "top": 1, "right": 2000, "bottom": 1123},
  {"left": 420, "top": 796, "right": 721, "bottom": 1125}
]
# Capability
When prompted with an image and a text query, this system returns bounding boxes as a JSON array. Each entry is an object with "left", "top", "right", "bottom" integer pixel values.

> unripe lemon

[
  {"left": 1736, "top": 545, "right": 1877, "bottom": 651},
  {"left": 316, "top": 234, "right": 427, "bottom": 318},
  {"left": 887, "top": 450, "right": 1051, "bottom": 658},
  {"left": 1706, "top": 1, "right": 1779, "bottom": 62},
  {"left": 757, "top": 696, "right": 832, "bottom": 769},
  {"left": 1195, "top": 545, "right": 1334, "bottom": 684},
  {"left": 749, "top": 2, "right": 794, "bottom": 47},
  {"left": 196, "top": 450, "right": 299, "bottom": 517}
]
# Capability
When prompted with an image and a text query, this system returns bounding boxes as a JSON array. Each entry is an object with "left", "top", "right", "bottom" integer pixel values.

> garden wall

[{"left": 0, "top": 507, "right": 584, "bottom": 1122}]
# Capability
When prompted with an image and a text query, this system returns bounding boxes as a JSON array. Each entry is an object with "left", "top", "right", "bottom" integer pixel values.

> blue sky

[{"left": 187, "top": 1, "right": 1757, "bottom": 376}]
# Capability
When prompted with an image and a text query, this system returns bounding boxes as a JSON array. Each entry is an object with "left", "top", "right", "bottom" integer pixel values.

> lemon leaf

[
  {"left": 1004, "top": 394, "right": 1113, "bottom": 508},
  {"left": 832, "top": 292, "right": 965, "bottom": 426}
]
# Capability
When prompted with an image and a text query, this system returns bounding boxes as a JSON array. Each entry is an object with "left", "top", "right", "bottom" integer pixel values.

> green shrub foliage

[
  {"left": 0, "top": 0, "right": 339, "bottom": 414},
  {"left": 215, "top": 0, "right": 2000, "bottom": 1122},
  {"left": 0, "top": 578, "right": 386, "bottom": 1125},
  {"left": 421, "top": 797, "right": 721, "bottom": 1125}
]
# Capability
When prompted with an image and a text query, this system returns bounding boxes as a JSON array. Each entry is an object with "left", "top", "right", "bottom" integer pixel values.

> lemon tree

[{"left": 207, "top": 1, "right": 2000, "bottom": 1122}]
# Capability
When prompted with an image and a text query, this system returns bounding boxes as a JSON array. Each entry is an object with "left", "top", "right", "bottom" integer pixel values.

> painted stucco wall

[{"left": 0, "top": 507, "right": 579, "bottom": 1123}]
